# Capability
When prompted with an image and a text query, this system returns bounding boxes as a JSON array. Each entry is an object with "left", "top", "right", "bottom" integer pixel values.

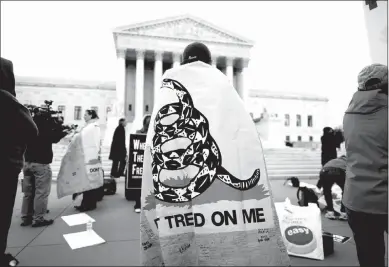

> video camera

[{"left": 25, "top": 100, "right": 78, "bottom": 133}]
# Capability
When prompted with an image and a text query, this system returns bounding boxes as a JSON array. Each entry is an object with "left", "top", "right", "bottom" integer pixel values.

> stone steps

[{"left": 19, "top": 145, "right": 343, "bottom": 181}]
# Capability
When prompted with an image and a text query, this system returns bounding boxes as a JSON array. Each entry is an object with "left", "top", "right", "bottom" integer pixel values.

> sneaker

[
  {"left": 338, "top": 212, "right": 348, "bottom": 221},
  {"left": 325, "top": 211, "right": 337, "bottom": 220},
  {"left": 135, "top": 208, "right": 141, "bottom": 213},
  {"left": 32, "top": 219, "right": 54, "bottom": 227}
]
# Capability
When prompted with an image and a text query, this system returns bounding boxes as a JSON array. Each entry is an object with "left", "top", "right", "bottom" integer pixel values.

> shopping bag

[{"left": 275, "top": 198, "right": 324, "bottom": 260}]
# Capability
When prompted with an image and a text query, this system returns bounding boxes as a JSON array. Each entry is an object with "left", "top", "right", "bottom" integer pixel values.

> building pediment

[{"left": 113, "top": 14, "right": 254, "bottom": 46}]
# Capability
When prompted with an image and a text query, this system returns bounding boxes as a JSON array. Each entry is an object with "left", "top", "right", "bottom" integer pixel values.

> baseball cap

[
  {"left": 358, "top": 63, "right": 388, "bottom": 91},
  {"left": 181, "top": 42, "right": 212, "bottom": 65}
]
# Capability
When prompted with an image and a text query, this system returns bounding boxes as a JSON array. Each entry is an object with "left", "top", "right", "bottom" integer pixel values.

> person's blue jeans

[{"left": 21, "top": 162, "right": 52, "bottom": 223}]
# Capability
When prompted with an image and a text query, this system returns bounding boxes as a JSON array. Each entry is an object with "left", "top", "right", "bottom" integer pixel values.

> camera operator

[{"left": 20, "top": 106, "right": 70, "bottom": 227}]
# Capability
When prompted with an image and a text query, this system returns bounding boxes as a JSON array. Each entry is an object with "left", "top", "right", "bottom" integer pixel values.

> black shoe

[
  {"left": 75, "top": 205, "right": 96, "bottom": 212},
  {"left": 32, "top": 219, "right": 54, "bottom": 227},
  {"left": 20, "top": 219, "right": 32, "bottom": 227},
  {"left": 4, "top": 253, "right": 19, "bottom": 266}
]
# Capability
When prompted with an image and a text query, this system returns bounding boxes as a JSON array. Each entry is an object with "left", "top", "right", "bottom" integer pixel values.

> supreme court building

[
  {"left": 112, "top": 14, "right": 254, "bottom": 128},
  {"left": 15, "top": 14, "right": 329, "bottom": 148}
]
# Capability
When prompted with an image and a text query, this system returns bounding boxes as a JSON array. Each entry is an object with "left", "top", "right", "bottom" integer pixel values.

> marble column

[
  {"left": 115, "top": 50, "right": 126, "bottom": 118},
  {"left": 154, "top": 51, "right": 163, "bottom": 109},
  {"left": 239, "top": 66, "right": 248, "bottom": 102},
  {"left": 135, "top": 50, "right": 145, "bottom": 130},
  {"left": 103, "top": 49, "right": 126, "bottom": 146},
  {"left": 212, "top": 56, "right": 218, "bottom": 68},
  {"left": 226, "top": 57, "right": 234, "bottom": 83},
  {"left": 173, "top": 52, "right": 181, "bottom": 68}
]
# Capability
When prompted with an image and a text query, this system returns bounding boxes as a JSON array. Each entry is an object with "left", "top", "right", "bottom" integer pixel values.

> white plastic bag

[{"left": 275, "top": 198, "right": 324, "bottom": 260}]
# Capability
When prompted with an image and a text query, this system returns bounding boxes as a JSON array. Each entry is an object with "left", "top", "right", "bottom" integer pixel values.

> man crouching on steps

[{"left": 317, "top": 155, "right": 347, "bottom": 220}]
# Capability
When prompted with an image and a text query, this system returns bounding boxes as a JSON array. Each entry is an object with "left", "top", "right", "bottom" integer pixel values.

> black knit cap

[
  {"left": 181, "top": 42, "right": 212, "bottom": 65},
  {"left": 0, "top": 57, "right": 16, "bottom": 97}
]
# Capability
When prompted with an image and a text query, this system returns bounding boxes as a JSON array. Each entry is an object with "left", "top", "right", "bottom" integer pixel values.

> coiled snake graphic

[{"left": 151, "top": 79, "right": 261, "bottom": 203}]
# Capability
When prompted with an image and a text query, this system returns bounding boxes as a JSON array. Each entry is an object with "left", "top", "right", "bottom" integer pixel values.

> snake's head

[{"left": 161, "top": 79, "right": 175, "bottom": 91}]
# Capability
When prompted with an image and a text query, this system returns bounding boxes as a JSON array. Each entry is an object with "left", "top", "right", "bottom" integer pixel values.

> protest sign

[
  {"left": 125, "top": 134, "right": 146, "bottom": 201},
  {"left": 140, "top": 61, "right": 290, "bottom": 266}
]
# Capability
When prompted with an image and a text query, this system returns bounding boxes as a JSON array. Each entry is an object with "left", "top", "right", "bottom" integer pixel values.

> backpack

[
  {"left": 297, "top": 186, "right": 319, "bottom": 207},
  {"left": 103, "top": 178, "right": 117, "bottom": 196}
]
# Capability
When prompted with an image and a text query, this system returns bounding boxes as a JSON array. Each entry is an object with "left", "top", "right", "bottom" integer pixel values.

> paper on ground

[
  {"left": 333, "top": 234, "right": 351, "bottom": 244},
  {"left": 62, "top": 213, "right": 95, "bottom": 226},
  {"left": 63, "top": 230, "right": 105, "bottom": 250},
  {"left": 323, "top": 232, "right": 352, "bottom": 244}
]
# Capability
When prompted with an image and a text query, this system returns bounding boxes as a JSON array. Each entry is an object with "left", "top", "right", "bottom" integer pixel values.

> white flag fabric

[
  {"left": 57, "top": 120, "right": 103, "bottom": 199},
  {"left": 140, "top": 61, "right": 291, "bottom": 266}
]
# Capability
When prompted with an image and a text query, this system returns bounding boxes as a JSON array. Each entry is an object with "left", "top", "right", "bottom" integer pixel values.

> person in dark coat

[
  {"left": 343, "top": 63, "right": 388, "bottom": 267},
  {"left": 321, "top": 127, "right": 338, "bottom": 166},
  {"left": 0, "top": 57, "right": 38, "bottom": 266},
  {"left": 109, "top": 118, "right": 127, "bottom": 178},
  {"left": 134, "top": 114, "right": 151, "bottom": 213}
]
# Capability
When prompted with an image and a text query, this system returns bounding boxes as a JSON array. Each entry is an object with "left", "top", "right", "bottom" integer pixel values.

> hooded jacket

[
  {"left": 0, "top": 57, "right": 38, "bottom": 170},
  {"left": 342, "top": 89, "right": 388, "bottom": 214}
]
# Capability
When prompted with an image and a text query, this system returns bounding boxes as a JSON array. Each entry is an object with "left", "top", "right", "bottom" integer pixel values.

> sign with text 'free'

[{"left": 126, "top": 134, "right": 146, "bottom": 190}]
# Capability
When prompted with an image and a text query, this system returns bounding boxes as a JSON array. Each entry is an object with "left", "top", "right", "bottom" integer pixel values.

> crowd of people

[{"left": 0, "top": 41, "right": 387, "bottom": 266}]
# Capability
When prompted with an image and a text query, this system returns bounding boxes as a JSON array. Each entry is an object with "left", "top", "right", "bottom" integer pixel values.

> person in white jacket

[{"left": 74, "top": 109, "right": 102, "bottom": 212}]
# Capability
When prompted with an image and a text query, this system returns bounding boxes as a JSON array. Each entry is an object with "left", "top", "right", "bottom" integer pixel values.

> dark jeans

[
  {"left": 0, "top": 166, "right": 20, "bottom": 262},
  {"left": 21, "top": 162, "right": 52, "bottom": 222},
  {"left": 346, "top": 208, "right": 388, "bottom": 267},
  {"left": 111, "top": 158, "right": 126, "bottom": 178},
  {"left": 317, "top": 168, "right": 345, "bottom": 212},
  {"left": 81, "top": 188, "right": 99, "bottom": 209},
  {"left": 134, "top": 190, "right": 141, "bottom": 210}
]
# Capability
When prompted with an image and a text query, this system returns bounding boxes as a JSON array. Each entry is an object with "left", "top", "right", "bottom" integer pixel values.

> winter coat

[
  {"left": 109, "top": 125, "right": 126, "bottom": 160},
  {"left": 0, "top": 57, "right": 38, "bottom": 171},
  {"left": 342, "top": 89, "right": 388, "bottom": 214}
]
